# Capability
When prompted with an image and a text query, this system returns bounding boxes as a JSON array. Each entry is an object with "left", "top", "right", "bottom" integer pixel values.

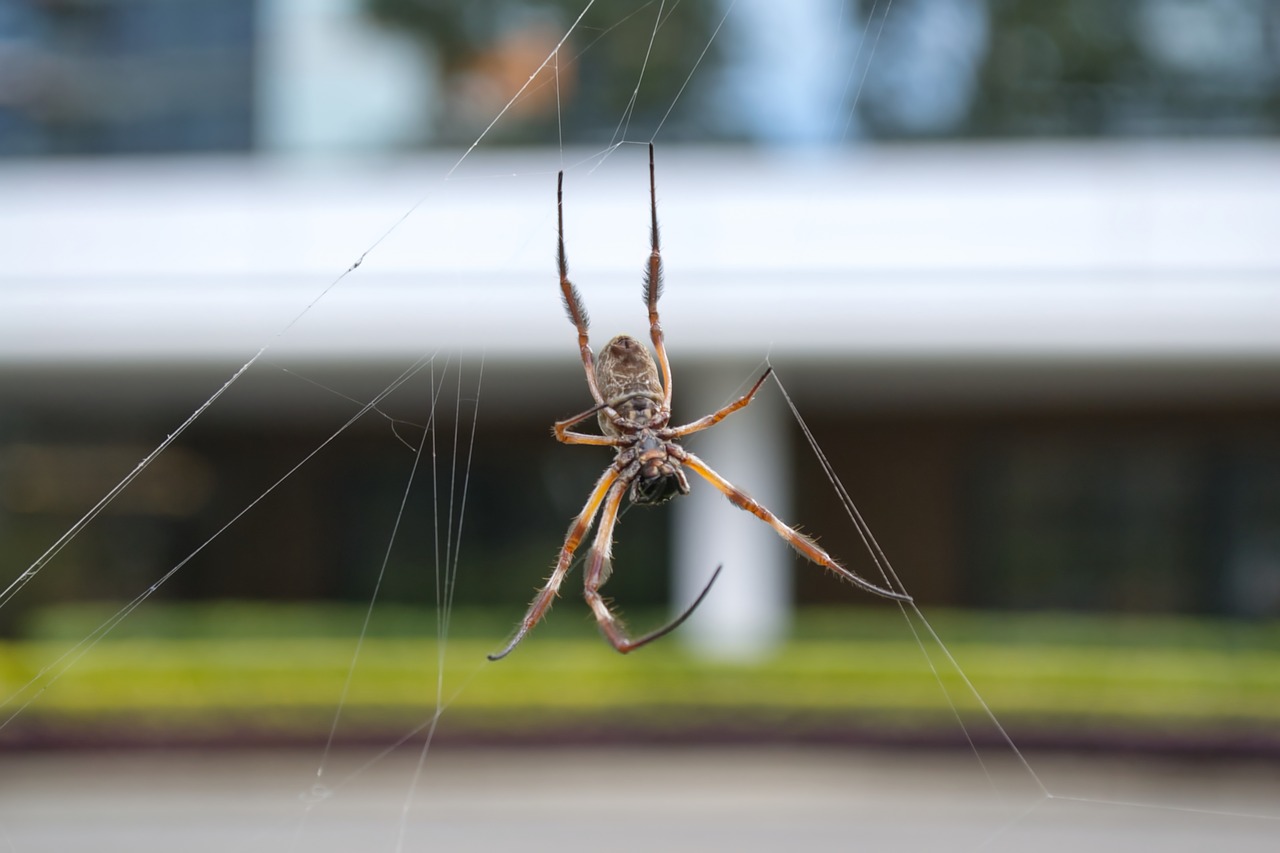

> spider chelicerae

[{"left": 488, "top": 145, "right": 911, "bottom": 661}]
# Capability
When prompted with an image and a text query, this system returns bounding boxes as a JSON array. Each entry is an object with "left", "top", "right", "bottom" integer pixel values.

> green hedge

[{"left": 2, "top": 603, "right": 1278, "bottom": 744}]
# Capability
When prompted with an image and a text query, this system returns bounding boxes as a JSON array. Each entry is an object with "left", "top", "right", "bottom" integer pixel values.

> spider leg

[
  {"left": 553, "top": 402, "right": 624, "bottom": 447},
  {"left": 643, "top": 143, "right": 675, "bottom": 409},
  {"left": 669, "top": 368, "right": 773, "bottom": 438},
  {"left": 488, "top": 466, "right": 621, "bottom": 661},
  {"left": 582, "top": 477, "right": 723, "bottom": 653},
  {"left": 558, "top": 170, "right": 609, "bottom": 406},
  {"left": 680, "top": 452, "right": 912, "bottom": 603}
]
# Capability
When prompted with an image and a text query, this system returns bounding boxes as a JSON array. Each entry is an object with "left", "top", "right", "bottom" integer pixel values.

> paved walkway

[{"left": 1, "top": 746, "right": 1277, "bottom": 852}]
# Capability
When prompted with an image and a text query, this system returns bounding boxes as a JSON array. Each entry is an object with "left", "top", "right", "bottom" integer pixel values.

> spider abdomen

[{"left": 597, "top": 333, "right": 662, "bottom": 396}]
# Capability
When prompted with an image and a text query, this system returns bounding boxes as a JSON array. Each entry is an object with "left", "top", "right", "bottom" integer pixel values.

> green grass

[{"left": 3, "top": 603, "right": 1279, "bottom": 744}]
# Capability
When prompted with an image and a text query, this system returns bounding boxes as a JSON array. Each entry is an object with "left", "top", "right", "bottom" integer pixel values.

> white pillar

[
  {"left": 672, "top": 363, "right": 791, "bottom": 660},
  {"left": 256, "top": 0, "right": 437, "bottom": 152},
  {"left": 716, "top": 0, "right": 851, "bottom": 145}
]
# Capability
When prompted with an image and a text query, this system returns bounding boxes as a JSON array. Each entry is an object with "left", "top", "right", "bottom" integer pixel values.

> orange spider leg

[
  {"left": 680, "top": 452, "right": 912, "bottom": 603},
  {"left": 668, "top": 368, "right": 773, "bottom": 438},
  {"left": 582, "top": 478, "right": 722, "bottom": 652},
  {"left": 553, "top": 403, "right": 623, "bottom": 446},
  {"left": 488, "top": 466, "right": 621, "bottom": 661}
]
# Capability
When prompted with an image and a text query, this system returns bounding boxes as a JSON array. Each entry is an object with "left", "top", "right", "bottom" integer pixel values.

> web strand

[
  {"left": 651, "top": 0, "right": 737, "bottom": 142},
  {"left": 0, "top": 352, "right": 440, "bottom": 733},
  {"left": 313, "top": 360, "right": 454, "bottom": 779},
  {"left": 833, "top": 0, "right": 896, "bottom": 141},
  {"left": 607, "top": 0, "right": 666, "bottom": 147},
  {"left": 769, "top": 367, "right": 1049, "bottom": 802},
  {"left": 6, "top": 3, "right": 1271, "bottom": 848}
]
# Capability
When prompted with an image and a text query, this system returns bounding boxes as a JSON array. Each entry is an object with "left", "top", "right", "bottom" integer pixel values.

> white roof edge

[{"left": 2, "top": 142, "right": 1278, "bottom": 368}]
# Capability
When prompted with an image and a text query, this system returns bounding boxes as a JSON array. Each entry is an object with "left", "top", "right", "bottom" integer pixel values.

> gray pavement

[{"left": 1, "top": 746, "right": 1277, "bottom": 851}]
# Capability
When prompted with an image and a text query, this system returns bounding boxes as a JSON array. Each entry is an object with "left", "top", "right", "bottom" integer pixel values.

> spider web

[{"left": 1, "top": 1, "right": 1278, "bottom": 851}]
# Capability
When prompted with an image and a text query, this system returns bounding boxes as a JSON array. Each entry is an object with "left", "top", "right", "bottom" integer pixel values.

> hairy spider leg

[
  {"left": 669, "top": 368, "right": 774, "bottom": 438},
  {"left": 680, "top": 452, "right": 913, "bottom": 603},
  {"left": 581, "top": 477, "right": 723, "bottom": 653},
  {"left": 487, "top": 466, "right": 620, "bottom": 661},
  {"left": 553, "top": 401, "right": 621, "bottom": 447},
  {"left": 644, "top": 143, "right": 675, "bottom": 409},
  {"left": 558, "top": 170, "right": 609, "bottom": 408}
]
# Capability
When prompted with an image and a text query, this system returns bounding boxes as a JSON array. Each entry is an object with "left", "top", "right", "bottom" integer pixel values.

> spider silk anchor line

[{"left": 488, "top": 144, "right": 911, "bottom": 662}]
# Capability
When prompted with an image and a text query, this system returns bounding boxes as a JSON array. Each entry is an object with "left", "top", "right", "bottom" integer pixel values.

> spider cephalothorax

[{"left": 488, "top": 145, "right": 911, "bottom": 662}]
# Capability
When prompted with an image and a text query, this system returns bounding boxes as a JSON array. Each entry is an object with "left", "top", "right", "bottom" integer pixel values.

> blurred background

[{"left": 2, "top": 0, "right": 1280, "bottom": 813}]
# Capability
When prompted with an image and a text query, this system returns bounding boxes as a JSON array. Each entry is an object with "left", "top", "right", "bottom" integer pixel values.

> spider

[{"left": 488, "top": 144, "right": 911, "bottom": 661}]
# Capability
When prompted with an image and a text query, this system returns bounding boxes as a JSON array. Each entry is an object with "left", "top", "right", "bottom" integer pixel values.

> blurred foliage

[
  {"left": 838, "top": 0, "right": 1280, "bottom": 138},
  {"left": 365, "top": 0, "right": 1280, "bottom": 144},
  {"left": 5, "top": 603, "right": 1279, "bottom": 746},
  {"left": 961, "top": 0, "right": 1280, "bottom": 137},
  {"left": 4, "top": 0, "right": 1278, "bottom": 155},
  {"left": 364, "top": 0, "right": 726, "bottom": 144},
  {"left": 0, "top": 0, "right": 254, "bottom": 155}
]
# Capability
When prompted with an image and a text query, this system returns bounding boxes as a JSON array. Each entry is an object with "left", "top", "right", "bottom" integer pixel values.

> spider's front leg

[
  {"left": 643, "top": 143, "right": 674, "bottom": 408},
  {"left": 557, "top": 170, "right": 609, "bottom": 406}
]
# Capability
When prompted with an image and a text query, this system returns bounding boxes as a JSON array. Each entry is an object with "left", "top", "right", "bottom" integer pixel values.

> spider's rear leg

[
  {"left": 488, "top": 466, "right": 620, "bottom": 661},
  {"left": 582, "top": 477, "right": 722, "bottom": 653},
  {"left": 680, "top": 451, "right": 912, "bottom": 603}
]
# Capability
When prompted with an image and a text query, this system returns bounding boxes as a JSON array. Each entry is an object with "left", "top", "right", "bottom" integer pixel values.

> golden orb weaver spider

[{"left": 488, "top": 145, "right": 911, "bottom": 661}]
